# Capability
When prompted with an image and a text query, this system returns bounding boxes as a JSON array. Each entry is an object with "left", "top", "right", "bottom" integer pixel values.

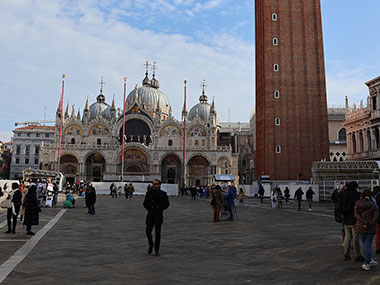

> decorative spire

[
  {"left": 57, "top": 99, "right": 62, "bottom": 112},
  {"left": 142, "top": 57, "right": 151, "bottom": 86},
  {"left": 345, "top": 96, "right": 349, "bottom": 113},
  {"left": 65, "top": 101, "right": 70, "bottom": 118},
  {"left": 210, "top": 96, "right": 216, "bottom": 113},
  {"left": 199, "top": 79, "right": 208, "bottom": 102},
  {"left": 151, "top": 61, "right": 160, "bottom": 89},
  {"left": 84, "top": 95, "right": 89, "bottom": 112},
  {"left": 111, "top": 95, "right": 116, "bottom": 110},
  {"left": 77, "top": 108, "right": 81, "bottom": 120}
]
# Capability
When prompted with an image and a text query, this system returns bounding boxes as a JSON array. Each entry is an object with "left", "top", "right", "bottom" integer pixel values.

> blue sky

[{"left": 0, "top": 0, "right": 379, "bottom": 142}]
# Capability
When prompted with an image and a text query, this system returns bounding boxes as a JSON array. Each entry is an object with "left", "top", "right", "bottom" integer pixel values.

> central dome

[
  {"left": 89, "top": 93, "right": 111, "bottom": 120},
  {"left": 126, "top": 69, "right": 171, "bottom": 117}
]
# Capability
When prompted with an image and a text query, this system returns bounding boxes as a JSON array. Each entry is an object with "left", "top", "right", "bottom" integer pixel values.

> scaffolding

[{"left": 312, "top": 161, "right": 380, "bottom": 200}]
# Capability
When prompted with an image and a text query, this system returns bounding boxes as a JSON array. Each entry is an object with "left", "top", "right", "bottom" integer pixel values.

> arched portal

[
  {"left": 118, "top": 148, "right": 150, "bottom": 174},
  {"left": 187, "top": 156, "right": 209, "bottom": 187},
  {"left": 161, "top": 155, "right": 181, "bottom": 184},
  {"left": 60, "top": 154, "right": 79, "bottom": 184},
  {"left": 85, "top": 153, "right": 106, "bottom": 182},
  {"left": 119, "top": 119, "right": 152, "bottom": 146}
]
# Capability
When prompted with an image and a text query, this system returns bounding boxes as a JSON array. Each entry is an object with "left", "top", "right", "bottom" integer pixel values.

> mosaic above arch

[
  {"left": 89, "top": 124, "right": 110, "bottom": 136},
  {"left": 64, "top": 125, "right": 83, "bottom": 135},
  {"left": 160, "top": 125, "right": 181, "bottom": 136},
  {"left": 189, "top": 126, "right": 206, "bottom": 137}
]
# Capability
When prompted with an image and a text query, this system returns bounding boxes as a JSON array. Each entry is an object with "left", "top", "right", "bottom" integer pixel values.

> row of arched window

[{"left": 351, "top": 128, "right": 380, "bottom": 153}]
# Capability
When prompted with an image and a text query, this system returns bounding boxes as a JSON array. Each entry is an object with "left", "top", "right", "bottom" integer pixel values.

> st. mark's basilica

[{"left": 39, "top": 63, "right": 243, "bottom": 186}]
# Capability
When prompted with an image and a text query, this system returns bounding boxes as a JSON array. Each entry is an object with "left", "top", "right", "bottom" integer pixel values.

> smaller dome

[
  {"left": 188, "top": 102, "right": 211, "bottom": 122},
  {"left": 89, "top": 93, "right": 111, "bottom": 120}
]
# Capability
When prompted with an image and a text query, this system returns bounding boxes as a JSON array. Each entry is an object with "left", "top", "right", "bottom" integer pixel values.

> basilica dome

[
  {"left": 89, "top": 93, "right": 111, "bottom": 120},
  {"left": 188, "top": 90, "right": 213, "bottom": 122},
  {"left": 126, "top": 72, "right": 171, "bottom": 116}
]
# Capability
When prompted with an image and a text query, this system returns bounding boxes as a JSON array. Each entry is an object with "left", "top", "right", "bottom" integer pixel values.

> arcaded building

[
  {"left": 255, "top": 0, "right": 329, "bottom": 180},
  {"left": 40, "top": 67, "right": 237, "bottom": 185},
  {"left": 345, "top": 76, "right": 380, "bottom": 161}
]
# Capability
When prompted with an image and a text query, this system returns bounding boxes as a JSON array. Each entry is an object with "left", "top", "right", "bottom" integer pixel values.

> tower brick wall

[{"left": 255, "top": 0, "right": 329, "bottom": 180}]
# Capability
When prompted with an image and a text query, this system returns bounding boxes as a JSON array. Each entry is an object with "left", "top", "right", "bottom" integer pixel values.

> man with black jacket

[
  {"left": 143, "top": 179, "right": 170, "bottom": 256},
  {"left": 337, "top": 181, "right": 364, "bottom": 262}
]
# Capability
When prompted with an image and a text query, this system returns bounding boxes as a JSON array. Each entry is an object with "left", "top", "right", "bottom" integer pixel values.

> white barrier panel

[{"left": 90, "top": 182, "right": 179, "bottom": 196}]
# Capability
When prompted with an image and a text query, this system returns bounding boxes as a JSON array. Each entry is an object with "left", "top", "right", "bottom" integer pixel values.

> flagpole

[
  {"left": 57, "top": 74, "right": 65, "bottom": 172},
  {"left": 183, "top": 80, "right": 187, "bottom": 187},
  {"left": 121, "top": 77, "right": 127, "bottom": 182}
]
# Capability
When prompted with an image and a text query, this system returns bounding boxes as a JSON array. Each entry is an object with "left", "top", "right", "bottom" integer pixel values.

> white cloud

[
  {"left": 325, "top": 61, "right": 371, "bottom": 107},
  {"left": 0, "top": 0, "right": 254, "bottom": 136}
]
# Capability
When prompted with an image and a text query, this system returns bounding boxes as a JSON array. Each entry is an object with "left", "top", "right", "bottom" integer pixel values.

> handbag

[
  {"left": 210, "top": 197, "right": 216, "bottom": 206},
  {"left": 1, "top": 198, "right": 12, "bottom": 209}
]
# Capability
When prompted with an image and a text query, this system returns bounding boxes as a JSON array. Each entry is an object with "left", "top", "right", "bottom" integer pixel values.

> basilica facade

[{"left": 40, "top": 67, "right": 237, "bottom": 186}]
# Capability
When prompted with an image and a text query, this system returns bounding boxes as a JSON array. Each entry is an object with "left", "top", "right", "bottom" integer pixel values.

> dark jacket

[
  {"left": 354, "top": 199, "right": 378, "bottom": 234},
  {"left": 24, "top": 191, "right": 39, "bottom": 226},
  {"left": 294, "top": 189, "right": 304, "bottom": 200},
  {"left": 143, "top": 189, "right": 170, "bottom": 224},
  {"left": 87, "top": 186, "right": 96, "bottom": 205},
  {"left": 284, "top": 188, "right": 290, "bottom": 198},
  {"left": 12, "top": 189, "right": 22, "bottom": 214},
  {"left": 306, "top": 189, "right": 315, "bottom": 199},
  {"left": 225, "top": 187, "right": 236, "bottom": 204},
  {"left": 258, "top": 186, "right": 265, "bottom": 196},
  {"left": 337, "top": 188, "right": 360, "bottom": 225}
]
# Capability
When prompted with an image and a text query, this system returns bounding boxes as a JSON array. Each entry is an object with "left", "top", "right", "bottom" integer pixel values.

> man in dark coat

[
  {"left": 86, "top": 184, "right": 96, "bottom": 215},
  {"left": 337, "top": 181, "right": 364, "bottom": 261},
  {"left": 294, "top": 187, "right": 304, "bottom": 211},
  {"left": 24, "top": 185, "right": 40, "bottom": 235},
  {"left": 143, "top": 179, "right": 170, "bottom": 256},
  {"left": 5, "top": 182, "right": 22, "bottom": 234}
]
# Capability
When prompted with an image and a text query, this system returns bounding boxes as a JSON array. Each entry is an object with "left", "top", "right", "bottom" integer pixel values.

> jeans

[
  {"left": 297, "top": 199, "right": 302, "bottom": 211},
  {"left": 227, "top": 202, "right": 233, "bottom": 220},
  {"left": 376, "top": 223, "right": 380, "bottom": 251},
  {"left": 88, "top": 204, "right": 95, "bottom": 214},
  {"left": 344, "top": 225, "right": 361, "bottom": 258},
  {"left": 7, "top": 208, "right": 17, "bottom": 233},
  {"left": 360, "top": 233, "right": 375, "bottom": 264},
  {"left": 259, "top": 195, "right": 264, "bottom": 203},
  {"left": 307, "top": 198, "right": 313, "bottom": 209}
]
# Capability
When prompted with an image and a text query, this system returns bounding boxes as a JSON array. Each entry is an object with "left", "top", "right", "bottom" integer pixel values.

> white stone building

[{"left": 10, "top": 125, "right": 55, "bottom": 179}]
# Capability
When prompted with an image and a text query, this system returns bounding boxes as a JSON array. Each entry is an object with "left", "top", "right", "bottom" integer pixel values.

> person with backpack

[
  {"left": 284, "top": 187, "right": 290, "bottom": 205},
  {"left": 128, "top": 183, "right": 135, "bottom": 199},
  {"left": 258, "top": 185, "right": 265, "bottom": 204},
  {"left": 354, "top": 189, "right": 378, "bottom": 270}
]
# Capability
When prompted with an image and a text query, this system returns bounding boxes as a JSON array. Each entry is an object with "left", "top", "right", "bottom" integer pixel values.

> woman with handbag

[
  {"left": 24, "top": 185, "right": 40, "bottom": 235},
  {"left": 211, "top": 185, "right": 224, "bottom": 222},
  {"left": 354, "top": 189, "right": 379, "bottom": 271}
]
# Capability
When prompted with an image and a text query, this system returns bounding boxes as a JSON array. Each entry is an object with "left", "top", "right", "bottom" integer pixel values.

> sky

[{"left": 0, "top": 0, "right": 379, "bottom": 142}]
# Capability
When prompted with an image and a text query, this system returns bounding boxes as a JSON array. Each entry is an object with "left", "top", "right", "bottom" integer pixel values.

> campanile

[{"left": 255, "top": 0, "right": 329, "bottom": 180}]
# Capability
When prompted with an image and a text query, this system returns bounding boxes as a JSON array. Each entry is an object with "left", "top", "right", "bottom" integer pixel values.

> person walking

[
  {"left": 19, "top": 183, "right": 30, "bottom": 223},
  {"left": 124, "top": 183, "right": 129, "bottom": 200},
  {"left": 331, "top": 188, "right": 340, "bottom": 211},
  {"left": 211, "top": 185, "right": 224, "bottom": 222},
  {"left": 87, "top": 183, "right": 96, "bottom": 215},
  {"left": 128, "top": 183, "right": 135, "bottom": 199},
  {"left": 354, "top": 189, "right": 378, "bottom": 270},
  {"left": 271, "top": 188, "right": 277, "bottom": 209},
  {"left": 294, "top": 187, "right": 304, "bottom": 211},
  {"left": 5, "top": 183, "right": 22, "bottom": 234},
  {"left": 190, "top": 186, "right": 197, "bottom": 201},
  {"left": 238, "top": 188, "right": 245, "bottom": 204},
  {"left": 143, "top": 179, "right": 170, "bottom": 256},
  {"left": 337, "top": 181, "right": 364, "bottom": 262},
  {"left": 23, "top": 185, "right": 40, "bottom": 235},
  {"left": 258, "top": 185, "right": 265, "bottom": 204},
  {"left": 284, "top": 187, "right": 290, "bottom": 205},
  {"left": 306, "top": 186, "right": 315, "bottom": 212}
]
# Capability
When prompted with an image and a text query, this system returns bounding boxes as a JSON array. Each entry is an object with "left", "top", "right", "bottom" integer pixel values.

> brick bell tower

[{"left": 255, "top": 0, "right": 329, "bottom": 181}]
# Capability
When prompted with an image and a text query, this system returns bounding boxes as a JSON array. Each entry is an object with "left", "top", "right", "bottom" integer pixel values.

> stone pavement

[{"left": 0, "top": 194, "right": 379, "bottom": 284}]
